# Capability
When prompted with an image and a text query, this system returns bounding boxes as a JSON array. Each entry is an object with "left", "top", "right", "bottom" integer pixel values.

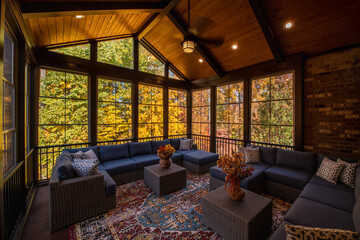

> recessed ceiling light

[
  {"left": 199, "top": 58, "right": 203, "bottom": 63},
  {"left": 232, "top": 44, "right": 238, "bottom": 50},
  {"left": 75, "top": 15, "right": 84, "bottom": 19},
  {"left": 284, "top": 21, "right": 294, "bottom": 29}
]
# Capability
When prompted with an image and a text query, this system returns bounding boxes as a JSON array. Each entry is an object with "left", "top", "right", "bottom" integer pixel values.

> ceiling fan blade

[
  {"left": 197, "top": 36, "right": 224, "bottom": 46},
  {"left": 188, "top": 16, "right": 215, "bottom": 36}
]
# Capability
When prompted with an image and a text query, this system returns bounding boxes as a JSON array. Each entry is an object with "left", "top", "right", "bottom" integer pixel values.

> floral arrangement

[
  {"left": 157, "top": 144, "right": 175, "bottom": 159},
  {"left": 217, "top": 152, "right": 254, "bottom": 192}
]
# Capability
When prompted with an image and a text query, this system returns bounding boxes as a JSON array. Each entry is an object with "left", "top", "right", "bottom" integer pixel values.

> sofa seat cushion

[
  {"left": 102, "top": 158, "right": 137, "bottom": 176},
  {"left": 131, "top": 154, "right": 160, "bottom": 168},
  {"left": 265, "top": 166, "right": 312, "bottom": 189},
  {"left": 98, "top": 164, "right": 116, "bottom": 196},
  {"left": 276, "top": 148, "right": 316, "bottom": 173},
  {"left": 183, "top": 150, "right": 219, "bottom": 166},
  {"left": 99, "top": 143, "right": 129, "bottom": 162},
  {"left": 285, "top": 197, "right": 356, "bottom": 231},
  {"left": 299, "top": 183, "right": 355, "bottom": 213},
  {"left": 309, "top": 175, "right": 354, "bottom": 193},
  {"left": 171, "top": 152, "right": 183, "bottom": 162},
  {"left": 129, "top": 142, "right": 152, "bottom": 157},
  {"left": 210, "top": 166, "right": 226, "bottom": 181},
  {"left": 175, "top": 149, "right": 197, "bottom": 155}
]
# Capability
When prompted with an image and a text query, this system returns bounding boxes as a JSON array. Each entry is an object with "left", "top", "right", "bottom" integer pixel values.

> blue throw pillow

[{"left": 57, "top": 158, "right": 76, "bottom": 180}]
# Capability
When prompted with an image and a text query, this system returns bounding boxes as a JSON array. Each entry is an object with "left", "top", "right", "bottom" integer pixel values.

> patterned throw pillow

[
  {"left": 243, "top": 147, "right": 261, "bottom": 164},
  {"left": 71, "top": 160, "right": 98, "bottom": 177},
  {"left": 337, "top": 158, "right": 357, "bottom": 188},
  {"left": 179, "top": 139, "right": 194, "bottom": 150},
  {"left": 81, "top": 150, "right": 99, "bottom": 163},
  {"left": 70, "top": 150, "right": 83, "bottom": 159},
  {"left": 315, "top": 157, "right": 344, "bottom": 184},
  {"left": 285, "top": 224, "right": 360, "bottom": 240}
]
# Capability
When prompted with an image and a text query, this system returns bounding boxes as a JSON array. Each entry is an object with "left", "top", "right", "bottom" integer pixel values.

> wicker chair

[{"left": 49, "top": 158, "right": 116, "bottom": 232}]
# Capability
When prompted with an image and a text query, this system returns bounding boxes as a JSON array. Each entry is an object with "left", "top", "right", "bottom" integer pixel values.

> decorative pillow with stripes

[
  {"left": 71, "top": 160, "right": 98, "bottom": 177},
  {"left": 337, "top": 158, "right": 358, "bottom": 188},
  {"left": 315, "top": 157, "right": 344, "bottom": 184},
  {"left": 285, "top": 224, "right": 360, "bottom": 240}
]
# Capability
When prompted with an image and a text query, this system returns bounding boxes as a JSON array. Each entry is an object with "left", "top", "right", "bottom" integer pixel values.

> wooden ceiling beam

[
  {"left": 249, "top": 0, "right": 283, "bottom": 62},
  {"left": 21, "top": 2, "right": 166, "bottom": 18},
  {"left": 166, "top": 10, "right": 225, "bottom": 78},
  {"left": 137, "top": 0, "right": 181, "bottom": 40}
]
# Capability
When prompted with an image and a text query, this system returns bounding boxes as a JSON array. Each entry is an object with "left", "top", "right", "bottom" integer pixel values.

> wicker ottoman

[
  {"left": 201, "top": 187, "right": 272, "bottom": 240},
  {"left": 144, "top": 163, "right": 186, "bottom": 196},
  {"left": 183, "top": 150, "right": 219, "bottom": 174}
]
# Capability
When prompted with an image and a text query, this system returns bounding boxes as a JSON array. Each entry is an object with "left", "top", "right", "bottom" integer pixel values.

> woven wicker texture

[
  {"left": 266, "top": 180, "right": 301, "bottom": 202},
  {"left": 183, "top": 161, "right": 216, "bottom": 174},
  {"left": 202, "top": 187, "right": 272, "bottom": 240},
  {"left": 49, "top": 158, "right": 116, "bottom": 232},
  {"left": 144, "top": 164, "right": 186, "bottom": 195}
]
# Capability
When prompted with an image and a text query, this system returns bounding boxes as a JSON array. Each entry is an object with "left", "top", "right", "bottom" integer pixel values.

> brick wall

[{"left": 304, "top": 47, "right": 360, "bottom": 158}]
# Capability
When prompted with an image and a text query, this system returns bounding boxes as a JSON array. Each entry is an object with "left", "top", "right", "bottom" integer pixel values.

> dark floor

[{"left": 21, "top": 186, "right": 68, "bottom": 240}]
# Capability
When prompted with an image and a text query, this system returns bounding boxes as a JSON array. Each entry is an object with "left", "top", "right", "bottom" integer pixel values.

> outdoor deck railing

[
  {"left": 249, "top": 141, "right": 295, "bottom": 150},
  {"left": 192, "top": 134, "right": 211, "bottom": 152},
  {"left": 3, "top": 162, "right": 26, "bottom": 240},
  {"left": 35, "top": 135, "right": 294, "bottom": 181},
  {"left": 215, "top": 137, "right": 245, "bottom": 157}
]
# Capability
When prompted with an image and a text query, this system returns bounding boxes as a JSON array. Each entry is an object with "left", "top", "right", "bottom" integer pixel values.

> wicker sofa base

[
  {"left": 265, "top": 180, "right": 301, "bottom": 202},
  {"left": 112, "top": 170, "right": 138, "bottom": 185},
  {"left": 183, "top": 161, "right": 216, "bottom": 174}
]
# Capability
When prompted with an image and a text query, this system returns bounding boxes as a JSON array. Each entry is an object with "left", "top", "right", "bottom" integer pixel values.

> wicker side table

[
  {"left": 202, "top": 187, "right": 272, "bottom": 240},
  {"left": 144, "top": 163, "right": 186, "bottom": 196}
]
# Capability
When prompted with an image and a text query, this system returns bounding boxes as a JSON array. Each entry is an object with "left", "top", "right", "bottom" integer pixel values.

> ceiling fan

[{"left": 182, "top": 0, "right": 224, "bottom": 53}]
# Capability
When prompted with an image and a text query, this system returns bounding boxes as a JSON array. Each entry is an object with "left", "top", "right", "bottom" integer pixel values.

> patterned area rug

[{"left": 68, "top": 173, "right": 291, "bottom": 240}]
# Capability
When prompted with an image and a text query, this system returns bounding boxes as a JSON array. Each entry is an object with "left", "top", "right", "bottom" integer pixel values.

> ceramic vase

[
  {"left": 227, "top": 181, "right": 245, "bottom": 201},
  {"left": 159, "top": 158, "right": 172, "bottom": 169}
]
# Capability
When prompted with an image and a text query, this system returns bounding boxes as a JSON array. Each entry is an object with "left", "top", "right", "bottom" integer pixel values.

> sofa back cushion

[
  {"left": 129, "top": 141, "right": 152, "bottom": 157},
  {"left": 276, "top": 148, "right": 316, "bottom": 173},
  {"left": 170, "top": 137, "right": 185, "bottom": 149},
  {"left": 63, "top": 146, "right": 99, "bottom": 158},
  {"left": 99, "top": 143, "right": 129, "bottom": 162},
  {"left": 151, "top": 139, "right": 171, "bottom": 153},
  {"left": 249, "top": 144, "right": 277, "bottom": 165},
  {"left": 57, "top": 151, "right": 76, "bottom": 180}
]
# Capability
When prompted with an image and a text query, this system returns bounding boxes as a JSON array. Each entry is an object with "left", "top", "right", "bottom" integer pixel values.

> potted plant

[
  {"left": 157, "top": 144, "right": 176, "bottom": 168},
  {"left": 217, "top": 152, "right": 254, "bottom": 200}
]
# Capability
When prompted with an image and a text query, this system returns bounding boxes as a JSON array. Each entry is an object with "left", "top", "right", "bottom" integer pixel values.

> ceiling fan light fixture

[{"left": 182, "top": 40, "right": 195, "bottom": 53}]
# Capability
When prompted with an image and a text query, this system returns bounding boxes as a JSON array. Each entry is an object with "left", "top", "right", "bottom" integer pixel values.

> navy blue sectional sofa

[{"left": 209, "top": 145, "right": 360, "bottom": 238}]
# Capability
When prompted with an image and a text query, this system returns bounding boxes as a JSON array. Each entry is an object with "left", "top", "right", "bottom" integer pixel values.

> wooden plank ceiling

[{"left": 20, "top": 0, "right": 360, "bottom": 80}]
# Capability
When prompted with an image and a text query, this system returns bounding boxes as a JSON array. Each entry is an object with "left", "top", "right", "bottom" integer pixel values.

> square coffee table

[
  {"left": 201, "top": 187, "right": 272, "bottom": 240},
  {"left": 144, "top": 163, "right": 186, "bottom": 196}
]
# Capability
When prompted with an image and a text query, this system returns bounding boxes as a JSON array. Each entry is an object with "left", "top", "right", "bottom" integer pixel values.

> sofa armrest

[
  {"left": 192, "top": 143, "right": 198, "bottom": 150},
  {"left": 50, "top": 172, "right": 105, "bottom": 214}
]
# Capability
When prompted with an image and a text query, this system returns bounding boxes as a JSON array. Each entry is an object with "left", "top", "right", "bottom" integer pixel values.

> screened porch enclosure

[{"left": 35, "top": 47, "right": 298, "bottom": 181}]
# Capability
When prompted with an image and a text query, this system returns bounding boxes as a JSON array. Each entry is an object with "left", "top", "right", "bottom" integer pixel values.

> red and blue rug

[{"left": 68, "top": 173, "right": 291, "bottom": 240}]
